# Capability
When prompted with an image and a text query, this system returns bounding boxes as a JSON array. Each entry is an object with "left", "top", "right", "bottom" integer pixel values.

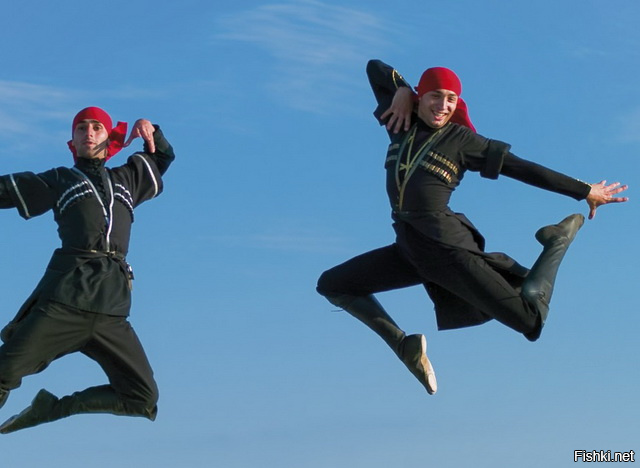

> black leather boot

[
  {"left": 0, "top": 389, "right": 58, "bottom": 434},
  {"left": 522, "top": 213, "right": 584, "bottom": 341},
  {"left": 0, "top": 385, "right": 147, "bottom": 434},
  {"left": 325, "top": 294, "right": 437, "bottom": 394}
]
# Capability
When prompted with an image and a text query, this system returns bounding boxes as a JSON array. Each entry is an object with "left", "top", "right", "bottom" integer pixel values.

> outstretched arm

[
  {"left": 493, "top": 152, "right": 629, "bottom": 218},
  {"left": 0, "top": 172, "right": 55, "bottom": 219},
  {"left": 0, "top": 178, "right": 15, "bottom": 208},
  {"left": 585, "top": 181, "right": 629, "bottom": 219}
]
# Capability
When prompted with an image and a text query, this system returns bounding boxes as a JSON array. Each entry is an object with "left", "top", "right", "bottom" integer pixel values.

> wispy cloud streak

[
  {"left": 0, "top": 80, "right": 175, "bottom": 158},
  {"left": 0, "top": 81, "right": 78, "bottom": 159},
  {"left": 618, "top": 107, "right": 640, "bottom": 143},
  {"left": 203, "top": 228, "right": 350, "bottom": 254},
  {"left": 0, "top": 81, "right": 73, "bottom": 136},
  {"left": 215, "top": 0, "right": 394, "bottom": 113}
]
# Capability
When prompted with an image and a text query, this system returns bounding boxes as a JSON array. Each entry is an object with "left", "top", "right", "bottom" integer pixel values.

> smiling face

[
  {"left": 417, "top": 89, "right": 459, "bottom": 128},
  {"left": 71, "top": 119, "right": 110, "bottom": 159}
]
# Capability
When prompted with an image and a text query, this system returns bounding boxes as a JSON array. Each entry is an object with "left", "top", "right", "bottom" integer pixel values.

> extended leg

[
  {"left": 0, "top": 313, "right": 158, "bottom": 434},
  {"left": 522, "top": 214, "right": 584, "bottom": 341},
  {"left": 318, "top": 245, "right": 437, "bottom": 394},
  {"left": 0, "top": 303, "right": 91, "bottom": 414},
  {"left": 398, "top": 215, "right": 583, "bottom": 341},
  {"left": 324, "top": 294, "right": 437, "bottom": 395},
  {"left": 82, "top": 314, "right": 159, "bottom": 419},
  {"left": 324, "top": 293, "right": 405, "bottom": 350},
  {"left": 0, "top": 385, "right": 129, "bottom": 434}
]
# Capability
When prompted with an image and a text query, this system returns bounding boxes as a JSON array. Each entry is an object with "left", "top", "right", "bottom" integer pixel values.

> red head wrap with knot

[
  {"left": 67, "top": 107, "right": 128, "bottom": 161},
  {"left": 415, "top": 67, "right": 476, "bottom": 132}
]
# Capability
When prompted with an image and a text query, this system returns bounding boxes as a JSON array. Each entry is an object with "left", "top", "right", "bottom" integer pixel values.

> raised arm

[
  {"left": 367, "top": 60, "right": 416, "bottom": 134},
  {"left": 124, "top": 119, "right": 175, "bottom": 175},
  {"left": 124, "top": 119, "right": 156, "bottom": 153},
  {"left": 382, "top": 87, "right": 415, "bottom": 134}
]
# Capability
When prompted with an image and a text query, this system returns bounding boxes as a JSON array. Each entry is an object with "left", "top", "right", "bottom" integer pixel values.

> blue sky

[{"left": 0, "top": 1, "right": 638, "bottom": 466}]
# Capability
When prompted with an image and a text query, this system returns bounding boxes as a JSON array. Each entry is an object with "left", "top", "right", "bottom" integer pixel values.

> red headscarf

[
  {"left": 415, "top": 67, "right": 476, "bottom": 132},
  {"left": 67, "top": 107, "right": 128, "bottom": 161}
]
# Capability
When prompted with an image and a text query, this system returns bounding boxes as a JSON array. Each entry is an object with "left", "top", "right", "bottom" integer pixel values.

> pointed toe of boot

[
  {"left": 535, "top": 213, "right": 585, "bottom": 246},
  {"left": 0, "top": 389, "right": 58, "bottom": 434}
]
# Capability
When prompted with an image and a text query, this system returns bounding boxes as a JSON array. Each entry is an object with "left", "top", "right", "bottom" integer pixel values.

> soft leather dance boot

[
  {"left": 0, "top": 385, "right": 131, "bottom": 434},
  {"left": 0, "top": 389, "right": 57, "bottom": 433},
  {"left": 522, "top": 213, "right": 584, "bottom": 341},
  {"left": 325, "top": 294, "right": 437, "bottom": 394},
  {"left": 396, "top": 333, "right": 437, "bottom": 395}
]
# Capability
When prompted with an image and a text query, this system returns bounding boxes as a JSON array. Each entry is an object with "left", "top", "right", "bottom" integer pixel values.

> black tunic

[
  {"left": 0, "top": 127, "right": 174, "bottom": 341},
  {"left": 367, "top": 60, "right": 590, "bottom": 329}
]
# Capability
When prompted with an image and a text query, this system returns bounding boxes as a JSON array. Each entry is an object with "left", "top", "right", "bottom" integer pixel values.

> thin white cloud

[
  {"left": 0, "top": 80, "right": 176, "bottom": 158},
  {"left": 0, "top": 81, "right": 77, "bottom": 160},
  {"left": 252, "top": 233, "right": 346, "bottom": 252},
  {"left": 0, "top": 81, "right": 72, "bottom": 136},
  {"left": 618, "top": 107, "right": 640, "bottom": 143},
  {"left": 0, "top": 80, "right": 174, "bottom": 134},
  {"left": 203, "top": 228, "right": 350, "bottom": 254},
  {"left": 563, "top": 44, "right": 608, "bottom": 60},
  {"left": 215, "top": 0, "right": 395, "bottom": 113},
  {"left": 0, "top": 81, "right": 69, "bottom": 104}
]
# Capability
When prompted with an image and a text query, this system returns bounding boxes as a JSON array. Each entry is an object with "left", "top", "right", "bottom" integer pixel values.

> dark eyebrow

[{"left": 429, "top": 90, "right": 458, "bottom": 99}]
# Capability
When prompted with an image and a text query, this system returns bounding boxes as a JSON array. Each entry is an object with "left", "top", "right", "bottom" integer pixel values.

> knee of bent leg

[
  {"left": 124, "top": 380, "right": 159, "bottom": 421},
  {"left": 317, "top": 273, "right": 357, "bottom": 311},
  {"left": 316, "top": 269, "right": 336, "bottom": 297},
  {"left": 316, "top": 267, "right": 348, "bottom": 297},
  {"left": 130, "top": 390, "right": 159, "bottom": 421},
  {"left": 145, "top": 381, "right": 160, "bottom": 414}
]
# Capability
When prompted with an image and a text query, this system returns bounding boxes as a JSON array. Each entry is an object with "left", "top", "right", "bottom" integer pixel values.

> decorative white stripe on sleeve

[
  {"left": 134, "top": 153, "right": 159, "bottom": 198},
  {"left": 9, "top": 174, "right": 31, "bottom": 218}
]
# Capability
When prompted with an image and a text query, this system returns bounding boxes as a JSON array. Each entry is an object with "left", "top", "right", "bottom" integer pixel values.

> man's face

[
  {"left": 418, "top": 89, "right": 458, "bottom": 128},
  {"left": 71, "top": 119, "right": 109, "bottom": 159}
]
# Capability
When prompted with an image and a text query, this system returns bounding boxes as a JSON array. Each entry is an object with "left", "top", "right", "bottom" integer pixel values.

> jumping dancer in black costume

[
  {"left": 317, "top": 60, "right": 628, "bottom": 395},
  {"left": 0, "top": 107, "right": 174, "bottom": 433}
]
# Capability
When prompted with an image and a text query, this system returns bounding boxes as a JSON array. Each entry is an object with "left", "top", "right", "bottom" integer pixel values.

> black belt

[{"left": 60, "top": 247, "right": 134, "bottom": 280}]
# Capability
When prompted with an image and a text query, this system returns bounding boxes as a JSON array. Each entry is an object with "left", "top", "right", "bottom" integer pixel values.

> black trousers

[
  {"left": 317, "top": 231, "right": 538, "bottom": 335},
  {"left": 0, "top": 301, "right": 158, "bottom": 418}
]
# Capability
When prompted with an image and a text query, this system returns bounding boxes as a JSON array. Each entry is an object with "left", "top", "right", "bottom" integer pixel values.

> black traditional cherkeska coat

[
  {"left": 367, "top": 60, "right": 591, "bottom": 329},
  {"left": 0, "top": 126, "right": 175, "bottom": 341}
]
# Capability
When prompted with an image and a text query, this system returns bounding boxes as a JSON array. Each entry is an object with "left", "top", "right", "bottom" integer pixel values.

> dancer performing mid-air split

[
  {"left": 317, "top": 59, "right": 628, "bottom": 395},
  {"left": 0, "top": 106, "right": 175, "bottom": 433}
]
